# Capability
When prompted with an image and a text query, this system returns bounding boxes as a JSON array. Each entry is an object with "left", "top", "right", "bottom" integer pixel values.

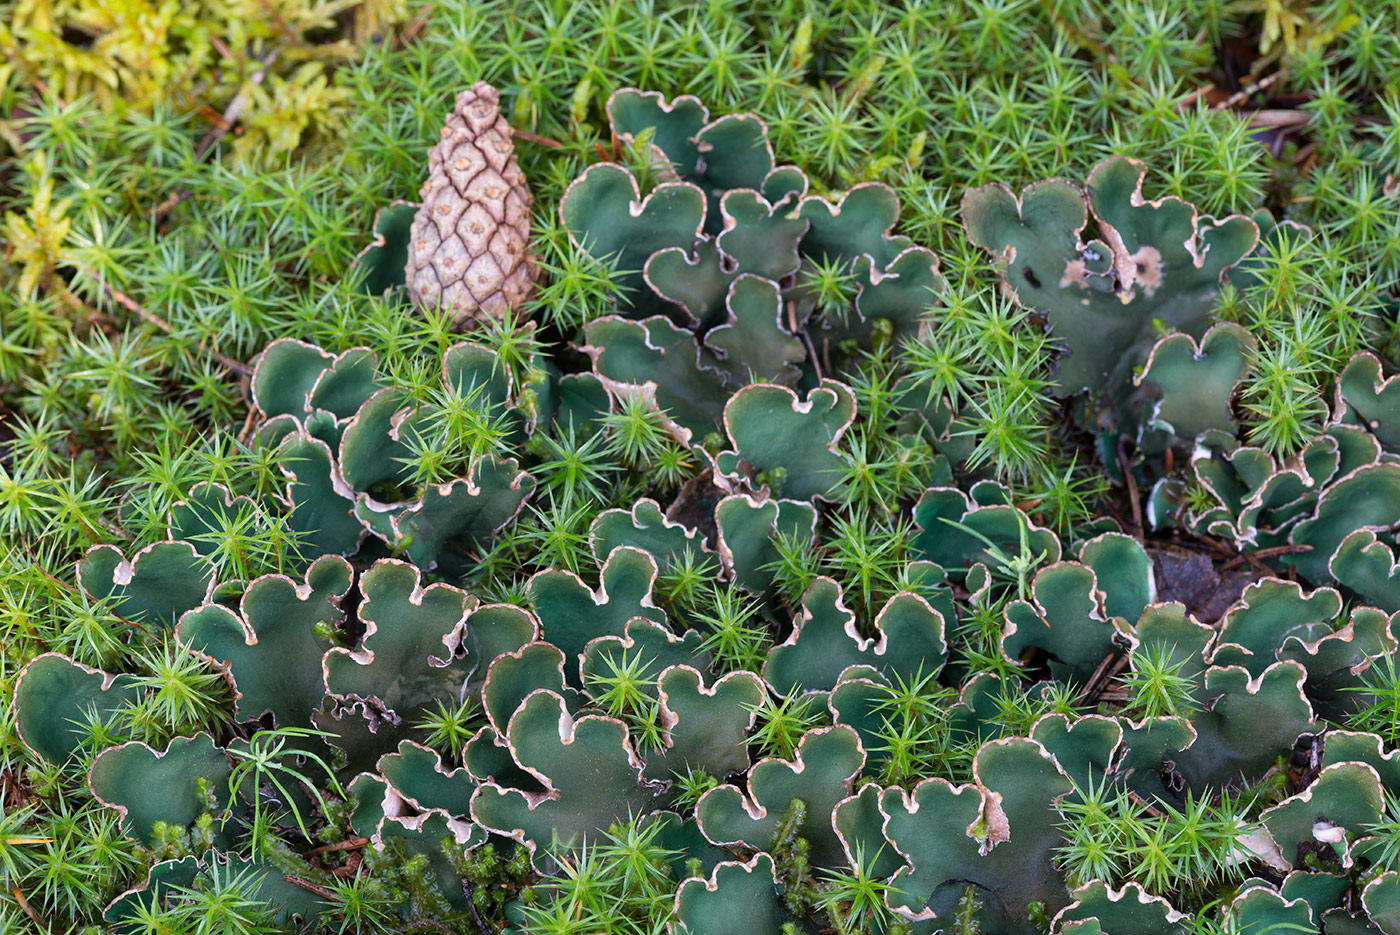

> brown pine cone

[{"left": 405, "top": 82, "right": 536, "bottom": 328}]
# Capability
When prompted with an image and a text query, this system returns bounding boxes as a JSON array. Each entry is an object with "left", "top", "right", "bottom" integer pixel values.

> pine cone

[{"left": 405, "top": 82, "right": 535, "bottom": 328}]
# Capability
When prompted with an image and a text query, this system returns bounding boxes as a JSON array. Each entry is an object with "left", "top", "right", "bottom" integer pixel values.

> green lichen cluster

[
  {"left": 4, "top": 1, "right": 1400, "bottom": 933},
  {"left": 0, "top": 0, "right": 408, "bottom": 161}
]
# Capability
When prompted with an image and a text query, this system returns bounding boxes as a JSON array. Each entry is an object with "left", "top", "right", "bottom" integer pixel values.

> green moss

[{"left": 5, "top": 0, "right": 1400, "bottom": 931}]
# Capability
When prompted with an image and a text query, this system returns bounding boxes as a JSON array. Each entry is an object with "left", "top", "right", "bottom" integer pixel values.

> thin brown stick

[
  {"left": 1245, "top": 109, "right": 1310, "bottom": 129},
  {"left": 195, "top": 49, "right": 280, "bottom": 161},
  {"left": 1176, "top": 83, "right": 1214, "bottom": 111},
  {"left": 400, "top": 2, "right": 436, "bottom": 44},
  {"left": 1219, "top": 543, "right": 1312, "bottom": 571},
  {"left": 52, "top": 281, "right": 102, "bottom": 323},
  {"left": 1082, "top": 653, "right": 1132, "bottom": 707},
  {"left": 152, "top": 190, "right": 194, "bottom": 220},
  {"left": 793, "top": 301, "right": 822, "bottom": 380},
  {"left": 1198, "top": 534, "right": 1239, "bottom": 558},
  {"left": 236, "top": 406, "right": 259, "bottom": 445},
  {"left": 1246, "top": 549, "right": 1279, "bottom": 578},
  {"left": 11, "top": 886, "right": 48, "bottom": 931},
  {"left": 301, "top": 836, "right": 371, "bottom": 857},
  {"left": 1076, "top": 651, "right": 1119, "bottom": 706},
  {"left": 197, "top": 104, "right": 233, "bottom": 131},
  {"left": 1212, "top": 71, "right": 1284, "bottom": 112},
  {"left": 150, "top": 43, "right": 270, "bottom": 233},
  {"left": 464, "top": 881, "right": 494, "bottom": 935},
  {"left": 512, "top": 128, "right": 565, "bottom": 149},
  {"left": 1116, "top": 438, "right": 1143, "bottom": 541},
  {"left": 101, "top": 281, "right": 252, "bottom": 376},
  {"left": 283, "top": 875, "right": 342, "bottom": 900},
  {"left": 1127, "top": 790, "right": 1167, "bottom": 819},
  {"left": 1101, "top": 500, "right": 1130, "bottom": 534},
  {"left": 1258, "top": 544, "right": 1313, "bottom": 558},
  {"left": 20, "top": 546, "right": 153, "bottom": 636},
  {"left": 209, "top": 35, "right": 236, "bottom": 61}
]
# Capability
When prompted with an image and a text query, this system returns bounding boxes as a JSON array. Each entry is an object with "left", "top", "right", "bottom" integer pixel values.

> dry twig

[
  {"left": 194, "top": 49, "right": 281, "bottom": 160},
  {"left": 101, "top": 281, "right": 252, "bottom": 376}
]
